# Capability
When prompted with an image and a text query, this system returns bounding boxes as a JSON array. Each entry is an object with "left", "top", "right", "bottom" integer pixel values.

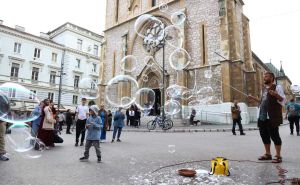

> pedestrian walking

[
  {"left": 129, "top": 106, "right": 135, "bottom": 127},
  {"left": 65, "top": 109, "right": 73, "bottom": 134},
  {"left": 231, "top": 100, "right": 245, "bottom": 135},
  {"left": 75, "top": 98, "right": 89, "bottom": 147},
  {"left": 0, "top": 121, "right": 9, "bottom": 161},
  {"left": 111, "top": 108, "right": 125, "bottom": 143},
  {"left": 286, "top": 98, "right": 300, "bottom": 136},
  {"left": 248, "top": 71, "right": 286, "bottom": 163},
  {"left": 98, "top": 105, "right": 108, "bottom": 142},
  {"left": 79, "top": 105, "right": 102, "bottom": 163},
  {"left": 57, "top": 112, "right": 65, "bottom": 131}
]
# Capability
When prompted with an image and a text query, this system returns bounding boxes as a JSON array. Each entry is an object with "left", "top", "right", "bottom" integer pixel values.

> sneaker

[
  {"left": 111, "top": 139, "right": 115, "bottom": 143},
  {"left": 0, "top": 155, "right": 9, "bottom": 161},
  {"left": 233, "top": 133, "right": 236, "bottom": 135},
  {"left": 80, "top": 142, "right": 84, "bottom": 146},
  {"left": 79, "top": 157, "right": 88, "bottom": 162},
  {"left": 240, "top": 133, "right": 246, "bottom": 135},
  {"left": 297, "top": 133, "right": 300, "bottom": 136},
  {"left": 75, "top": 143, "right": 78, "bottom": 147},
  {"left": 97, "top": 157, "right": 101, "bottom": 163},
  {"left": 290, "top": 133, "right": 294, "bottom": 135},
  {"left": 117, "top": 139, "right": 121, "bottom": 142}
]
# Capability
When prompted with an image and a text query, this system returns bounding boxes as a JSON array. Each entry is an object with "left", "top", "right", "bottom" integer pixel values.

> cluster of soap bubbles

[
  {"left": 105, "top": 3, "right": 222, "bottom": 116},
  {"left": 0, "top": 82, "right": 44, "bottom": 159}
]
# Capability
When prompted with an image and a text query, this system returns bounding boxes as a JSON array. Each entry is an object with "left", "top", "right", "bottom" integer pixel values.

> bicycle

[{"left": 147, "top": 116, "right": 173, "bottom": 130}]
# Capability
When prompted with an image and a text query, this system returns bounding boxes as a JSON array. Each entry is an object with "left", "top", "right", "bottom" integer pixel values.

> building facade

[
  {"left": 100, "top": 0, "right": 292, "bottom": 119},
  {"left": 0, "top": 21, "right": 103, "bottom": 109}
]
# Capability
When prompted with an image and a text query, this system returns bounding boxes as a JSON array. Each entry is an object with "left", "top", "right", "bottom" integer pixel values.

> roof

[
  {"left": 0, "top": 24, "right": 63, "bottom": 47},
  {"left": 264, "top": 63, "right": 285, "bottom": 77},
  {"left": 48, "top": 22, "right": 104, "bottom": 40}
]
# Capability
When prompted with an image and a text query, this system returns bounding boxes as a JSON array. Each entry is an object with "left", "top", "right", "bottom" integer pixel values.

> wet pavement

[{"left": 0, "top": 124, "right": 299, "bottom": 185}]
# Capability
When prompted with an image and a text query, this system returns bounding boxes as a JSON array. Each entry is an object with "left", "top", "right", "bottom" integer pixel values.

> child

[{"left": 79, "top": 105, "right": 102, "bottom": 163}]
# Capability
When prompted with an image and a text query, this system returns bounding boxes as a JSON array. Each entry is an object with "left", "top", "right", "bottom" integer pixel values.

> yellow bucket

[{"left": 209, "top": 157, "right": 230, "bottom": 176}]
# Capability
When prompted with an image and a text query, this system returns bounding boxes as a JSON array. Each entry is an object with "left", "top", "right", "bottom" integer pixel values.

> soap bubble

[
  {"left": 0, "top": 82, "right": 40, "bottom": 124},
  {"left": 120, "top": 55, "right": 138, "bottom": 73},
  {"left": 169, "top": 48, "right": 191, "bottom": 70},
  {"left": 171, "top": 11, "right": 186, "bottom": 25},
  {"left": 79, "top": 78, "right": 99, "bottom": 100},
  {"left": 142, "top": 74, "right": 149, "bottom": 82},
  {"left": 166, "top": 84, "right": 184, "bottom": 99},
  {"left": 291, "top": 85, "right": 300, "bottom": 93},
  {"left": 164, "top": 25, "right": 183, "bottom": 49},
  {"left": 135, "top": 88, "right": 155, "bottom": 111},
  {"left": 105, "top": 75, "right": 139, "bottom": 108},
  {"left": 6, "top": 123, "right": 35, "bottom": 153},
  {"left": 204, "top": 69, "right": 213, "bottom": 79},
  {"left": 181, "top": 89, "right": 195, "bottom": 100},
  {"left": 197, "top": 86, "right": 214, "bottom": 104},
  {"left": 168, "top": 145, "right": 176, "bottom": 153},
  {"left": 134, "top": 14, "right": 164, "bottom": 40},
  {"left": 159, "top": 3, "right": 169, "bottom": 12},
  {"left": 164, "top": 99, "right": 181, "bottom": 115}
]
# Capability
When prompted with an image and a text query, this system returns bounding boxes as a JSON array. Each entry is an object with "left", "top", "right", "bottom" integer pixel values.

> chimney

[
  {"left": 40, "top": 32, "right": 50, "bottom": 39},
  {"left": 0, "top": 20, "right": 3, "bottom": 25},
  {"left": 15, "top": 25, "right": 25, "bottom": 32}
]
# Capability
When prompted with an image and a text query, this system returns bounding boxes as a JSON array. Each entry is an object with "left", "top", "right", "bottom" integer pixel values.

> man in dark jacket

[
  {"left": 231, "top": 100, "right": 245, "bottom": 135},
  {"left": 248, "top": 72, "right": 286, "bottom": 163}
]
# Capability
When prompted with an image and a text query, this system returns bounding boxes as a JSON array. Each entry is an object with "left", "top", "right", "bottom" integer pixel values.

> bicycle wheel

[
  {"left": 162, "top": 119, "right": 173, "bottom": 130},
  {"left": 147, "top": 120, "right": 156, "bottom": 130}
]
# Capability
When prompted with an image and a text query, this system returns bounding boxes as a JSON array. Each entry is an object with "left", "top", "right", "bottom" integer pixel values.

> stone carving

[{"left": 143, "top": 23, "right": 165, "bottom": 54}]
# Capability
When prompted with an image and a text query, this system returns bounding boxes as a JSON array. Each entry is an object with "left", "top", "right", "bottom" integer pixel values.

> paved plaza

[{"left": 0, "top": 124, "right": 299, "bottom": 185}]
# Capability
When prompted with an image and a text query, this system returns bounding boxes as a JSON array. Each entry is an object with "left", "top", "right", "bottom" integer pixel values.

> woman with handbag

[{"left": 37, "top": 99, "right": 56, "bottom": 149}]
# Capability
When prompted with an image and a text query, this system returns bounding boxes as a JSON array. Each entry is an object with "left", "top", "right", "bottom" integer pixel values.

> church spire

[{"left": 280, "top": 61, "right": 285, "bottom": 76}]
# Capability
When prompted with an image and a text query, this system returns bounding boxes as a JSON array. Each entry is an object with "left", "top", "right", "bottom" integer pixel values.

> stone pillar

[
  {"left": 230, "top": 60, "right": 245, "bottom": 102},
  {"left": 220, "top": 60, "right": 232, "bottom": 102},
  {"left": 242, "top": 15, "right": 254, "bottom": 72},
  {"left": 245, "top": 71, "right": 258, "bottom": 106}
]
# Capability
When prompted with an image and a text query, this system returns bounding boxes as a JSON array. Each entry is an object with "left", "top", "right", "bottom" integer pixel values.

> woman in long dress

[{"left": 98, "top": 105, "right": 108, "bottom": 141}]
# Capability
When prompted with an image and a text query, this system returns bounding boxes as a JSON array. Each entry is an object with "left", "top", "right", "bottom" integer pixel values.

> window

[
  {"left": 76, "top": 59, "right": 81, "bottom": 68},
  {"left": 92, "top": 63, "right": 97, "bottom": 72},
  {"left": 91, "top": 80, "right": 96, "bottom": 90},
  {"left": 151, "top": 0, "right": 157, "bottom": 7},
  {"left": 9, "top": 88, "right": 16, "bottom": 98},
  {"left": 77, "top": 39, "right": 82, "bottom": 50},
  {"left": 74, "top": 75, "right": 80, "bottom": 88},
  {"left": 10, "top": 63, "right": 20, "bottom": 78},
  {"left": 72, "top": 95, "right": 78, "bottom": 104},
  {"left": 29, "top": 90, "right": 36, "bottom": 99},
  {"left": 52, "top": 53, "right": 57, "bottom": 63},
  {"left": 31, "top": 67, "right": 39, "bottom": 81},
  {"left": 48, "top": 92, "right": 54, "bottom": 101},
  {"left": 34, "top": 48, "right": 41, "bottom": 59},
  {"left": 14, "top": 42, "right": 21, "bottom": 53},
  {"left": 93, "top": 45, "right": 99, "bottom": 56},
  {"left": 50, "top": 71, "right": 56, "bottom": 84}
]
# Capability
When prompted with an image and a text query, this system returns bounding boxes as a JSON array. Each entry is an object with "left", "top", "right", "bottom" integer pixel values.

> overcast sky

[{"left": 1, "top": 0, "right": 299, "bottom": 85}]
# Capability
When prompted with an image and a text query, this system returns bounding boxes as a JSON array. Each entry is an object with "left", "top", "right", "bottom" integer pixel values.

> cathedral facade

[{"left": 99, "top": 0, "right": 271, "bottom": 112}]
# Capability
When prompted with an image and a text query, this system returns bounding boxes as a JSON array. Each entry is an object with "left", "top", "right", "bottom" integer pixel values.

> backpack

[{"left": 289, "top": 104, "right": 298, "bottom": 117}]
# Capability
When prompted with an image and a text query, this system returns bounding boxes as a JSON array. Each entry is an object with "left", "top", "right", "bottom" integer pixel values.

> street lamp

[{"left": 57, "top": 50, "right": 66, "bottom": 111}]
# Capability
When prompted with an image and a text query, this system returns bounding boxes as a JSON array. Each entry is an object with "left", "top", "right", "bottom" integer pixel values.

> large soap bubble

[
  {"left": 120, "top": 55, "right": 138, "bottom": 73},
  {"left": 0, "top": 82, "right": 40, "bottom": 124},
  {"left": 135, "top": 88, "right": 155, "bottom": 111},
  {"left": 169, "top": 48, "right": 191, "bottom": 70},
  {"left": 134, "top": 14, "right": 164, "bottom": 40},
  {"left": 78, "top": 78, "right": 99, "bottom": 100},
  {"left": 164, "top": 25, "right": 183, "bottom": 49},
  {"left": 171, "top": 11, "right": 186, "bottom": 25},
  {"left": 164, "top": 99, "right": 181, "bottom": 115},
  {"left": 105, "top": 75, "right": 139, "bottom": 108},
  {"left": 197, "top": 86, "right": 214, "bottom": 104},
  {"left": 166, "top": 84, "right": 184, "bottom": 99}
]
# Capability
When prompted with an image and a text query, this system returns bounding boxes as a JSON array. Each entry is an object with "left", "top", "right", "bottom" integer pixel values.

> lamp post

[{"left": 57, "top": 49, "right": 66, "bottom": 112}]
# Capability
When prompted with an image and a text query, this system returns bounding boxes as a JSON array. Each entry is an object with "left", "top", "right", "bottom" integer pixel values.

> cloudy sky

[{"left": 1, "top": 0, "right": 299, "bottom": 85}]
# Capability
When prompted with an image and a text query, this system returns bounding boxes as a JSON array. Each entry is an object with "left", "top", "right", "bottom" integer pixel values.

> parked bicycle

[{"left": 147, "top": 116, "right": 173, "bottom": 130}]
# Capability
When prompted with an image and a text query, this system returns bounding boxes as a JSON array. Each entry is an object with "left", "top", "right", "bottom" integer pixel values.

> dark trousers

[
  {"left": 84, "top": 140, "right": 101, "bottom": 159},
  {"left": 66, "top": 122, "right": 72, "bottom": 133},
  {"left": 59, "top": 121, "right": 64, "bottom": 131},
  {"left": 76, "top": 119, "right": 86, "bottom": 143},
  {"left": 232, "top": 119, "right": 244, "bottom": 134},
  {"left": 112, "top": 127, "right": 122, "bottom": 140},
  {"left": 129, "top": 117, "right": 135, "bottom": 126},
  {"left": 288, "top": 116, "right": 300, "bottom": 134},
  {"left": 259, "top": 119, "right": 282, "bottom": 145}
]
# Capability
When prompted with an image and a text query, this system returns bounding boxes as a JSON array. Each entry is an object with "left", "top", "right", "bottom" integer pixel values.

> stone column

[{"left": 220, "top": 60, "right": 232, "bottom": 102}]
